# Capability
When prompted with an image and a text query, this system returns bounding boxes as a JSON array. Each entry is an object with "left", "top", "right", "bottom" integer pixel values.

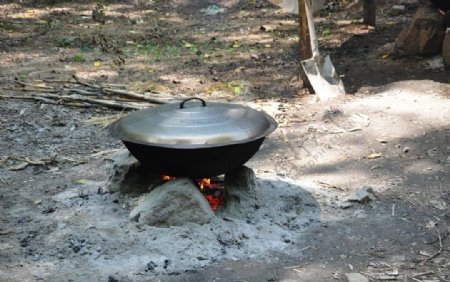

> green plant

[
  {"left": 0, "top": 22, "right": 15, "bottom": 31},
  {"left": 322, "top": 28, "right": 332, "bottom": 37},
  {"left": 16, "top": 75, "right": 26, "bottom": 81},
  {"left": 137, "top": 44, "right": 182, "bottom": 63},
  {"left": 55, "top": 37, "right": 77, "bottom": 47},
  {"left": 129, "top": 40, "right": 214, "bottom": 64},
  {"left": 80, "top": 42, "right": 94, "bottom": 52},
  {"left": 73, "top": 54, "right": 86, "bottom": 63}
]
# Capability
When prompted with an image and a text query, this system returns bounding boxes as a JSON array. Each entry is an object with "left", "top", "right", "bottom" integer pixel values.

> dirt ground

[{"left": 0, "top": 0, "right": 449, "bottom": 281}]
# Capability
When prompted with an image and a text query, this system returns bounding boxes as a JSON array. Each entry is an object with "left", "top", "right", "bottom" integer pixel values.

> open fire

[{"left": 162, "top": 176, "right": 225, "bottom": 211}]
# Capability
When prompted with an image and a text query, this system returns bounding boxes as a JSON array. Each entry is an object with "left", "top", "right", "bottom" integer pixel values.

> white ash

[{"left": 41, "top": 174, "right": 320, "bottom": 280}]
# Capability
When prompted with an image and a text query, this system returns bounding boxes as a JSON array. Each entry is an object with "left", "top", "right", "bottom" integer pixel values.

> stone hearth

[{"left": 108, "top": 150, "right": 260, "bottom": 226}]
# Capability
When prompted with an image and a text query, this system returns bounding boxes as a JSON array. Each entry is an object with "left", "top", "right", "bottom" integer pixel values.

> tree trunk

[
  {"left": 363, "top": 0, "right": 376, "bottom": 26},
  {"left": 298, "top": 0, "right": 312, "bottom": 88}
]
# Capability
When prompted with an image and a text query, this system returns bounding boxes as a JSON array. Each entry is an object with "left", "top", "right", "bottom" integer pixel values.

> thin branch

[
  {"left": 420, "top": 229, "right": 447, "bottom": 264},
  {"left": 20, "top": 87, "right": 59, "bottom": 93},
  {"left": 72, "top": 75, "right": 172, "bottom": 103},
  {"left": 42, "top": 79, "right": 76, "bottom": 84},
  {"left": 72, "top": 74, "right": 102, "bottom": 89},
  {"left": 0, "top": 95, "right": 59, "bottom": 104},
  {"left": 64, "top": 88, "right": 101, "bottom": 96},
  {"left": 102, "top": 88, "right": 170, "bottom": 104},
  {"left": 15, "top": 80, "right": 54, "bottom": 89},
  {"left": 0, "top": 93, "right": 152, "bottom": 110}
]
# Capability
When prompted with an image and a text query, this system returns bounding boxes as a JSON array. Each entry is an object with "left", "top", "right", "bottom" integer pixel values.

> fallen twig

[
  {"left": 6, "top": 155, "right": 58, "bottom": 171},
  {"left": 59, "top": 156, "right": 87, "bottom": 165},
  {"left": 315, "top": 181, "right": 345, "bottom": 191},
  {"left": 420, "top": 228, "right": 448, "bottom": 264},
  {"left": 411, "top": 271, "right": 435, "bottom": 281},
  {"left": 0, "top": 93, "right": 152, "bottom": 110},
  {"left": 83, "top": 114, "right": 126, "bottom": 128},
  {"left": 72, "top": 74, "right": 102, "bottom": 89},
  {"left": 413, "top": 271, "right": 435, "bottom": 278},
  {"left": 15, "top": 80, "right": 54, "bottom": 89},
  {"left": 20, "top": 87, "right": 59, "bottom": 93},
  {"left": 9, "top": 76, "right": 179, "bottom": 109},
  {"left": 42, "top": 79, "right": 75, "bottom": 84},
  {"left": 72, "top": 75, "right": 174, "bottom": 102},
  {"left": 295, "top": 245, "right": 312, "bottom": 253},
  {"left": 15, "top": 80, "right": 60, "bottom": 93},
  {"left": 89, "top": 149, "right": 120, "bottom": 159},
  {"left": 360, "top": 272, "right": 399, "bottom": 281},
  {"left": 284, "top": 264, "right": 304, "bottom": 270},
  {"left": 102, "top": 88, "right": 170, "bottom": 104},
  {"left": 64, "top": 88, "right": 100, "bottom": 96},
  {"left": 23, "top": 157, "right": 47, "bottom": 166},
  {"left": 0, "top": 94, "right": 59, "bottom": 105},
  {"left": 103, "top": 83, "right": 127, "bottom": 88}
]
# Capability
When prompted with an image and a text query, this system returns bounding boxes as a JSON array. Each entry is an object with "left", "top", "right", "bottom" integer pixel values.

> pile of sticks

[{"left": 1, "top": 75, "right": 177, "bottom": 110}]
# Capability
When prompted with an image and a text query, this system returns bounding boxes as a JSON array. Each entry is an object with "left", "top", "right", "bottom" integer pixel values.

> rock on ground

[
  {"left": 129, "top": 178, "right": 214, "bottom": 227},
  {"left": 394, "top": 4, "right": 446, "bottom": 56},
  {"left": 222, "top": 166, "right": 258, "bottom": 219},
  {"left": 340, "top": 186, "right": 376, "bottom": 208},
  {"left": 107, "top": 149, "right": 161, "bottom": 194},
  {"left": 389, "top": 5, "right": 406, "bottom": 17},
  {"left": 346, "top": 186, "right": 376, "bottom": 203},
  {"left": 344, "top": 273, "right": 370, "bottom": 282}
]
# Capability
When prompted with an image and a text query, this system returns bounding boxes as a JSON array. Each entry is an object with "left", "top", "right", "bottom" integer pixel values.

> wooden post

[
  {"left": 363, "top": 0, "right": 376, "bottom": 26},
  {"left": 298, "top": 0, "right": 312, "bottom": 88}
]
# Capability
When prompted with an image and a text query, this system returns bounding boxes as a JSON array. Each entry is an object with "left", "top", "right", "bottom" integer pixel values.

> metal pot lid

[{"left": 111, "top": 98, "right": 277, "bottom": 149}]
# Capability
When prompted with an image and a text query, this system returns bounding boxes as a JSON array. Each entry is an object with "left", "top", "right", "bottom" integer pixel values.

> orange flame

[
  {"left": 198, "top": 178, "right": 211, "bottom": 189},
  {"left": 198, "top": 178, "right": 223, "bottom": 190},
  {"left": 161, "top": 176, "right": 224, "bottom": 212},
  {"left": 198, "top": 178, "right": 224, "bottom": 211}
]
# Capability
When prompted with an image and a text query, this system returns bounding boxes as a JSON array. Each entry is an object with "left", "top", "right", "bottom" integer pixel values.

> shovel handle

[{"left": 304, "top": 0, "right": 320, "bottom": 57}]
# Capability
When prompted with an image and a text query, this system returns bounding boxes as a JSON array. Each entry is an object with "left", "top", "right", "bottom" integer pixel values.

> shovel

[{"left": 301, "top": 0, "right": 346, "bottom": 101}]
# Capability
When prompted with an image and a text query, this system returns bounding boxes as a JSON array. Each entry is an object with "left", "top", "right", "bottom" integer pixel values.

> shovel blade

[{"left": 301, "top": 55, "right": 346, "bottom": 101}]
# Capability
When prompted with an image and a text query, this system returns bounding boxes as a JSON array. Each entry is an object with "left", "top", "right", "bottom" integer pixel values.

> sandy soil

[{"left": 0, "top": 0, "right": 449, "bottom": 281}]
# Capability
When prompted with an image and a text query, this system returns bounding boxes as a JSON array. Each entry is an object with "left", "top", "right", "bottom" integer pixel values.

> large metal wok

[{"left": 111, "top": 98, "right": 277, "bottom": 178}]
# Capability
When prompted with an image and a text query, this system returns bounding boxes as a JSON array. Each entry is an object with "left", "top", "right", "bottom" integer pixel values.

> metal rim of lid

[{"left": 111, "top": 98, "right": 278, "bottom": 149}]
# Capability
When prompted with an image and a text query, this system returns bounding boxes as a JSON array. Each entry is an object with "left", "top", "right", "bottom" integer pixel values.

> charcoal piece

[{"left": 146, "top": 261, "right": 157, "bottom": 272}]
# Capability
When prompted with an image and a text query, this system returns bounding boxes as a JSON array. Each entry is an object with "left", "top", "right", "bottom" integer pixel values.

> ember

[
  {"left": 161, "top": 176, "right": 225, "bottom": 211},
  {"left": 162, "top": 175, "right": 176, "bottom": 181},
  {"left": 198, "top": 178, "right": 225, "bottom": 211}
]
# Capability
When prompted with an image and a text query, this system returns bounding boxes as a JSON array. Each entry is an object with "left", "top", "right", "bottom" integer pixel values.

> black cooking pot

[{"left": 111, "top": 98, "right": 277, "bottom": 178}]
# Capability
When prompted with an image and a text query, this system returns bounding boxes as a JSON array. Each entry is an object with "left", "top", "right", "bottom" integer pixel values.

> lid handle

[{"left": 180, "top": 98, "right": 207, "bottom": 109}]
